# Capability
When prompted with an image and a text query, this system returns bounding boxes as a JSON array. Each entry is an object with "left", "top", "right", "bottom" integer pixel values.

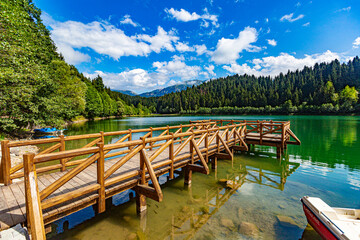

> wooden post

[
  {"left": 180, "top": 125, "right": 183, "bottom": 143},
  {"left": 212, "top": 134, "right": 219, "bottom": 169},
  {"left": 185, "top": 135, "right": 194, "bottom": 185},
  {"left": 169, "top": 133, "right": 174, "bottom": 179},
  {"left": 205, "top": 130, "right": 209, "bottom": 163},
  {"left": 96, "top": 142, "right": 105, "bottom": 214},
  {"left": 226, "top": 128, "right": 229, "bottom": 143},
  {"left": 24, "top": 153, "right": 46, "bottom": 240},
  {"left": 184, "top": 166, "right": 192, "bottom": 185},
  {"left": 100, "top": 131, "right": 105, "bottom": 143},
  {"left": 281, "top": 123, "right": 285, "bottom": 149},
  {"left": 128, "top": 129, "right": 132, "bottom": 150},
  {"left": 190, "top": 133, "right": 194, "bottom": 164},
  {"left": 150, "top": 127, "right": 153, "bottom": 150},
  {"left": 1, "top": 140, "right": 11, "bottom": 185},
  {"left": 136, "top": 192, "right": 147, "bottom": 214},
  {"left": 137, "top": 142, "right": 147, "bottom": 214},
  {"left": 260, "top": 122, "right": 263, "bottom": 145},
  {"left": 59, "top": 135, "right": 66, "bottom": 172},
  {"left": 137, "top": 137, "right": 147, "bottom": 213}
]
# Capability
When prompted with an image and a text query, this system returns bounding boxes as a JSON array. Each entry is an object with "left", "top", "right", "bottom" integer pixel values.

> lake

[{"left": 48, "top": 115, "right": 360, "bottom": 240}]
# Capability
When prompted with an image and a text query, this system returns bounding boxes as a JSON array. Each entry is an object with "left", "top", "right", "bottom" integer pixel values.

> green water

[{"left": 49, "top": 115, "right": 360, "bottom": 240}]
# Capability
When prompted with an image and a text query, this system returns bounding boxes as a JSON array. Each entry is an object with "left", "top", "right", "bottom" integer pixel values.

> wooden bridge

[{"left": 0, "top": 120, "right": 300, "bottom": 239}]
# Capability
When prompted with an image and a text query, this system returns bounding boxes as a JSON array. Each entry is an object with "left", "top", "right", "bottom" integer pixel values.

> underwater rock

[
  {"left": 278, "top": 204, "right": 285, "bottom": 209},
  {"left": 220, "top": 218, "right": 235, "bottom": 229},
  {"left": 276, "top": 215, "right": 299, "bottom": 228},
  {"left": 127, "top": 233, "right": 137, "bottom": 240},
  {"left": 291, "top": 196, "right": 299, "bottom": 201},
  {"left": 181, "top": 206, "right": 190, "bottom": 213},
  {"left": 239, "top": 222, "right": 259, "bottom": 237},
  {"left": 123, "top": 215, "right": 132, "bottom": 222}
]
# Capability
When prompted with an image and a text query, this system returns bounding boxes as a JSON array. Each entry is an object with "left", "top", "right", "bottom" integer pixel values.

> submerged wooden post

[
  {"left": 96, "top": 142, "right": 105, "bottom": 214},
  {"left": 24, "top": 153, "right": 46, "bottom": 240},
  {"left": 59, "top": 135, "right": 66, "bottom": 172},
  {"left": 1, "top": 140, "right": 11, "bottom": 185}
]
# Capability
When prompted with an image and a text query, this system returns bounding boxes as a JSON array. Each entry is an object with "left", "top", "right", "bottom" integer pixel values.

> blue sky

[{"left": 34, "top": 0, "right": 360, "bottom": 93}]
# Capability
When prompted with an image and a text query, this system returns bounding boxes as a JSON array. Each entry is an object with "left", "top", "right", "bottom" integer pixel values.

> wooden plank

[
  {"left": 0, "top": 186, "right": 14, "bottom": 229},
  {"left": 8, "top": 183, "right": 26, "bottom": 218},
  {"left": 1, "top": 186, "right": 25, "bottom": 226}
]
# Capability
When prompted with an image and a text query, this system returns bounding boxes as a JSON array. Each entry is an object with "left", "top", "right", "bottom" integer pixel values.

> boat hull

[{"left": 302, "top": 201, "right": 339, "bottom": 240}]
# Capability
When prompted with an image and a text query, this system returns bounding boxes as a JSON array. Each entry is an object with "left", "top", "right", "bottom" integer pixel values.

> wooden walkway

[{"left": 0, "top": 120, "right": 300, "bottom": 239}]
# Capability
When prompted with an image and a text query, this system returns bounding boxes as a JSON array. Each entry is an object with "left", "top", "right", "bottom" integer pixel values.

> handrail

[{"left": 1, "top": 120, "right": 290, "bottom": 185}]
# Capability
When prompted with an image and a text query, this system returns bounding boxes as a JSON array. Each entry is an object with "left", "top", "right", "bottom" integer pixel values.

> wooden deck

[
  {"left": 0, "top": 120, "right": 300, "bottom": 239},
  {"left": 0, "top": 140, "right": 221, "bottom": 230}
]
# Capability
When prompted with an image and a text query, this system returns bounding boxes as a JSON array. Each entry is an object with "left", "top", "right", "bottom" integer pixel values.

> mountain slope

[
  {"left": 139, "top": 80, "right": 203, "bottom": 97},
  {"left": 113, "top": 90, "right": 138, "bottom": 96}
]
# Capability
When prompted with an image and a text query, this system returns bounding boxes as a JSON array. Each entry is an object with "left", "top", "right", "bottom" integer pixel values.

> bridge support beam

[
  {"left": 184, "top": 166, "right": 192, "bottom": 186},
  {"left": 211, "top": 157, "right": 217, "bottom": 169},
  {"left": 136, "top": 191, "right": 147, "bottom": 214}
]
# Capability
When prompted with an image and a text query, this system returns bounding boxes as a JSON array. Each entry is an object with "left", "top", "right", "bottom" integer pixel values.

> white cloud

[
  {"left": 165, "top": 8, "right": 218, "bottom": 27},
  {"left": 194, "top": 44, "right": 209, "bottom": 55},
  {"left": 265, "top": 18, "right": 269, "bottom": 23},
  {"left": 205, "top": 65, "right": 216, "bottom": 76},
  {"left": 255, "top": 20, "right": 259, "bottom": 24},
  {"left": 56, "top": 43, "right": 91, "bottom": 64},
  {"left": 223, "top": 50, "right": 341, "bottom": 77},
  {"left": 280, "top": 13, "right": 305, "bottom": 22},
  {"left": 267, "top": 39, "right": 277, "bottom": 46},
  {"left": 153, "top": 59, "right": 202, "bottom": 80},
  {"left": 45, "top": 14, "right": 179, "bottom": 63},
  {"left": 353, "top": 37, "right": 360, "bottom": 49},
  {"left": 211, "top": 27, "right": 259, "bottom": 64},
  {"left": 120, "top": 15, "right": 139, "bottom": 27},
  {"left": 84, "top": 58, "right": 208, "bottom": 91},
  {"left": 302, "top": 22, "right": 310, "bottom": 27},
  {"left": 137, "top": 26, "right": 179, "bottom": 53},
  {"left": 335, "top": 6, "right": 351, "bottom": 13},
  {"left": 165, "top": 8, "right": 201, "bottom": 22},
  {"left": 175, "top": 42, "right": 194, "bottom": 52}
]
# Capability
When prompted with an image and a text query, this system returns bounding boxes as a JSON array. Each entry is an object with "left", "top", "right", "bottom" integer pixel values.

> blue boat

[{"left": 33, "top": 128, "right": 67, "bottom": 134}]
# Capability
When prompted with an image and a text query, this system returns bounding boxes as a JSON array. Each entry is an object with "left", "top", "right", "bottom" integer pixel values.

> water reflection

[{"left": 51, "top": 151, "right": 301, "bottom": 240}]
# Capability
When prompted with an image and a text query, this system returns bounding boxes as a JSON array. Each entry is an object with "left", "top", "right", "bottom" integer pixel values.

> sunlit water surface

[{"left": 47, "top": 115, "right": 360, "bottom": 240}]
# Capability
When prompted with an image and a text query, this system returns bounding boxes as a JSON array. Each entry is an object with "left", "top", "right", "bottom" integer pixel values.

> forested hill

[
  {"left": 0, "top": 0, "right": 148, "bottom": 135},
  {"left": 125, "top": 58, "right": 360, "bottom": 114}
]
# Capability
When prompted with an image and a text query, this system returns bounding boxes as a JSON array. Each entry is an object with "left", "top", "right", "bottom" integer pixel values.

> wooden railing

[
  {"left": 21, "top": 122, "right": 247, "bottom": 239},
  {"left": 0, "top": 121, "right": 225, "bottom": 185},
  {"left": 191, "top": 119, "right": 301, "bottom": 148}
]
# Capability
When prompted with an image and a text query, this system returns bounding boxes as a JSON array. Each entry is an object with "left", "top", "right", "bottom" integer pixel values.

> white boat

[{"left": 301, "top": 196, "right": 360, "bottom": 240}]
